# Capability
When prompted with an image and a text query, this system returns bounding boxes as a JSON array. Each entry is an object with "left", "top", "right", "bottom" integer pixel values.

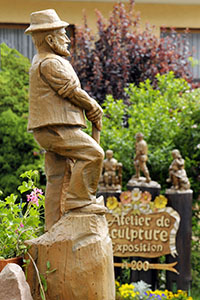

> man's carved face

[{"left": 46, "top": 28, "right": 71, "bottom": 56}]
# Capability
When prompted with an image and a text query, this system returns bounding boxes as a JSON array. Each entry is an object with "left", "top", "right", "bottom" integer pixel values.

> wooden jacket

[{"left": 28, "top": 52, "right": 87, "bottom": 130}]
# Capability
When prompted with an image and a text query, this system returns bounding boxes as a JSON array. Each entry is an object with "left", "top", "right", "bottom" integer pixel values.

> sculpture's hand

[
  {"left": 93, "top": 119, "right": 102, "bottom": 131},
  {"left": 92, "top": 121, "right": 102, "bottom": 144},
  {"left": 86, "top": 103, "right": 103, "bottom": 130}
]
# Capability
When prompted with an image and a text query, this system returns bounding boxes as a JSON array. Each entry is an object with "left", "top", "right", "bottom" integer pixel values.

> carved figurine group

[{"left": 98, "top": 133, "right": 190, "bottom": 192}]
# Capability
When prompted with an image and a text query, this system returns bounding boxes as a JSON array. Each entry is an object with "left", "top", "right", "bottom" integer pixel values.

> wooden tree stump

[{"left": 26, "top": 212, "right": 115, "bottom": 300}]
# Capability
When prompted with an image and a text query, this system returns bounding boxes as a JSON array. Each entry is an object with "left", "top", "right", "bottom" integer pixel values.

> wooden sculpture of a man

[
  {"left": 25, "top": 9, "right": 105, "bottom": 230},
  {"left": 103, "top": 150, "right": 122, "bottom": 189},
  {"left": 134, "top": 132, "right": 151, "bottom": 183},
  {"left": 100, "top": 149, "right": 122, "bottom": 191}
]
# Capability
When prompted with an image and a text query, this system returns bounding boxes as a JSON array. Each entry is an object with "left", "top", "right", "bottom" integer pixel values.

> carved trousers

[{"left": 34, "top": 125, "right": 104, "bottom": 230}]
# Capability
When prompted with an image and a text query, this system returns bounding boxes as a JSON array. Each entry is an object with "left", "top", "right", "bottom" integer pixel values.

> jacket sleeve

[{"left": 40, "top": 58, "right": 98, "bottom": 111}]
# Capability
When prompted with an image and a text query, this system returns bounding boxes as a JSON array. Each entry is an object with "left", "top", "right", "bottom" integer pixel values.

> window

[
  {"left": 0, "top": 23, "right": 75, "bottom": 62},
  {"left": 161, "top": 28, "right": 200, "bottom": 82},
  {"left": 0, "top": 23, "right": 36, "bottom": 61}
]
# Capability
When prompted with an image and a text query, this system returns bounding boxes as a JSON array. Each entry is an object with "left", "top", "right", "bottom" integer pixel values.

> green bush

[
  {"left": 0, "top": 43, "right": 43, "bottom": 196},
  {"left": 0, "top": 170, "right": 45, "bottom": 259}
]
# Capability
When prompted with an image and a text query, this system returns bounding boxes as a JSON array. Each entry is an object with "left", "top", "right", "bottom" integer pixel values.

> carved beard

[{"left": 51, "top": 38, "right": 70, "bottom": 57}]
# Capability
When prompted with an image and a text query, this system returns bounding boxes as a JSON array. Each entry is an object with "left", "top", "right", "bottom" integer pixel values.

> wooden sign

[
  {"left": 106, "top": 191, "right": 180, "bottom": 260},
  {"left": 106, "top": 207, "right": 180, "bottom": 258},
  {"left": 114, "top": 260, "right": 179, "bottom": 274}
]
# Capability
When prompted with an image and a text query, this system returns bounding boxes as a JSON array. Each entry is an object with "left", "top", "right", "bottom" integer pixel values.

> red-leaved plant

[{"left": 71, "top": 0, "right": 192, "bottom": 104}]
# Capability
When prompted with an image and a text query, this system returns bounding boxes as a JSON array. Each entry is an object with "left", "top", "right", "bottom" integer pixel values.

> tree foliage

[
  {"left": 71, "top": 0, "right": 192, "bottom": 104},
  {"left": 0, "top": 43, "right": 43, "bottom": 195}
]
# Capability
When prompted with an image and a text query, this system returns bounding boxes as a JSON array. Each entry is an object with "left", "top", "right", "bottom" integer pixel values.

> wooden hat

[{"left": 25, "top": 9, "right": 69, "bottom": 34}]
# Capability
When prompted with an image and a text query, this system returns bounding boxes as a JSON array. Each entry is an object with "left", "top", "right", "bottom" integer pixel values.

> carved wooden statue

[
  {"left": 25, "top": 9, "right": 107, "bottom": 231},
  {"left": 167, "top": 149, "right": 190, "bottom": 191},
  {"left": 133, "top": 132, "right": 151, "bottom": 183},
  {"left": 25, "top": 9, "right": 115, "bottom": 300},
  {"left": 99, "top": 149, "right": 122, "bottom": 191}
]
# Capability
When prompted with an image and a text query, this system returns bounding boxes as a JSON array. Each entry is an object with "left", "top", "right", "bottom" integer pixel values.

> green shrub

[
  {"left": 0, "top": 170, "right": 44, "bottom": 259},
  {"left": 0, "top": 44, "right": 43, "bottom": 196}
]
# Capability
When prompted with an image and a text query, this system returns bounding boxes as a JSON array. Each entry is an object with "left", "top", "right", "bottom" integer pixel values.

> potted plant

[{"left": 0, "top": 170, "right": 45, "bottom": 271}]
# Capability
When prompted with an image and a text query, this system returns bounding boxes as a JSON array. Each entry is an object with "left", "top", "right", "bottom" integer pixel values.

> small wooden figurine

[
  {"left": 127, "top": 133, "right": 160, "bottom": 191},
  {"left": 99, "top": 149, "right": 122, "bottom": 191},
  {"left": 133, "top": 132, "right": 151, "bottom": 183},
  {"left": 167, "top": 149, "right": 190, "bottom": 191}
]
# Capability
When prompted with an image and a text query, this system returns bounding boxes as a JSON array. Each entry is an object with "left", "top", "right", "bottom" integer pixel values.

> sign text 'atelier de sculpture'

[
  {"left": 25, "top": 9, "right": 115, "bottom": 300},
  {"left": 106, "top": 188, "right": 181, "bottom": 274}
]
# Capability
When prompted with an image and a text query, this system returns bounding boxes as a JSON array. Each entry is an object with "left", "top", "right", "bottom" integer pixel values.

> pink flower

[
  {"left": 120, "top": 191, "right": 132, "bottom": 204},
  {"left": 34, "top": 188, "right": 43, "bottom": 195},
  {"left": 140, "top": 191, "right": 152, "bottom": 204},
  {"left": 27, "top": 187, "right": 43, "bottom": 206},
  {"left": 20, "top": 222, "right": 24, "bottom": 228}
]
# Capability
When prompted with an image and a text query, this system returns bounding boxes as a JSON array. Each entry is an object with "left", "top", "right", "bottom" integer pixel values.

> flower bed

[{"left": 116, "top": 281, "right": 192, "bottom": 300}]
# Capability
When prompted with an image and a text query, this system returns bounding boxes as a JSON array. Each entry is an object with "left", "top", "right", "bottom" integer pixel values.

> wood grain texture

[{"left": 26, "top": 212, "right": 115, "bottom": 300}]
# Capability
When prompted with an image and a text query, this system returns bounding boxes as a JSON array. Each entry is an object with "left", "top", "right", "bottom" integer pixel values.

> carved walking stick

[{"left": 92, "top": 119, "right": 102, "bottom": 144}]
